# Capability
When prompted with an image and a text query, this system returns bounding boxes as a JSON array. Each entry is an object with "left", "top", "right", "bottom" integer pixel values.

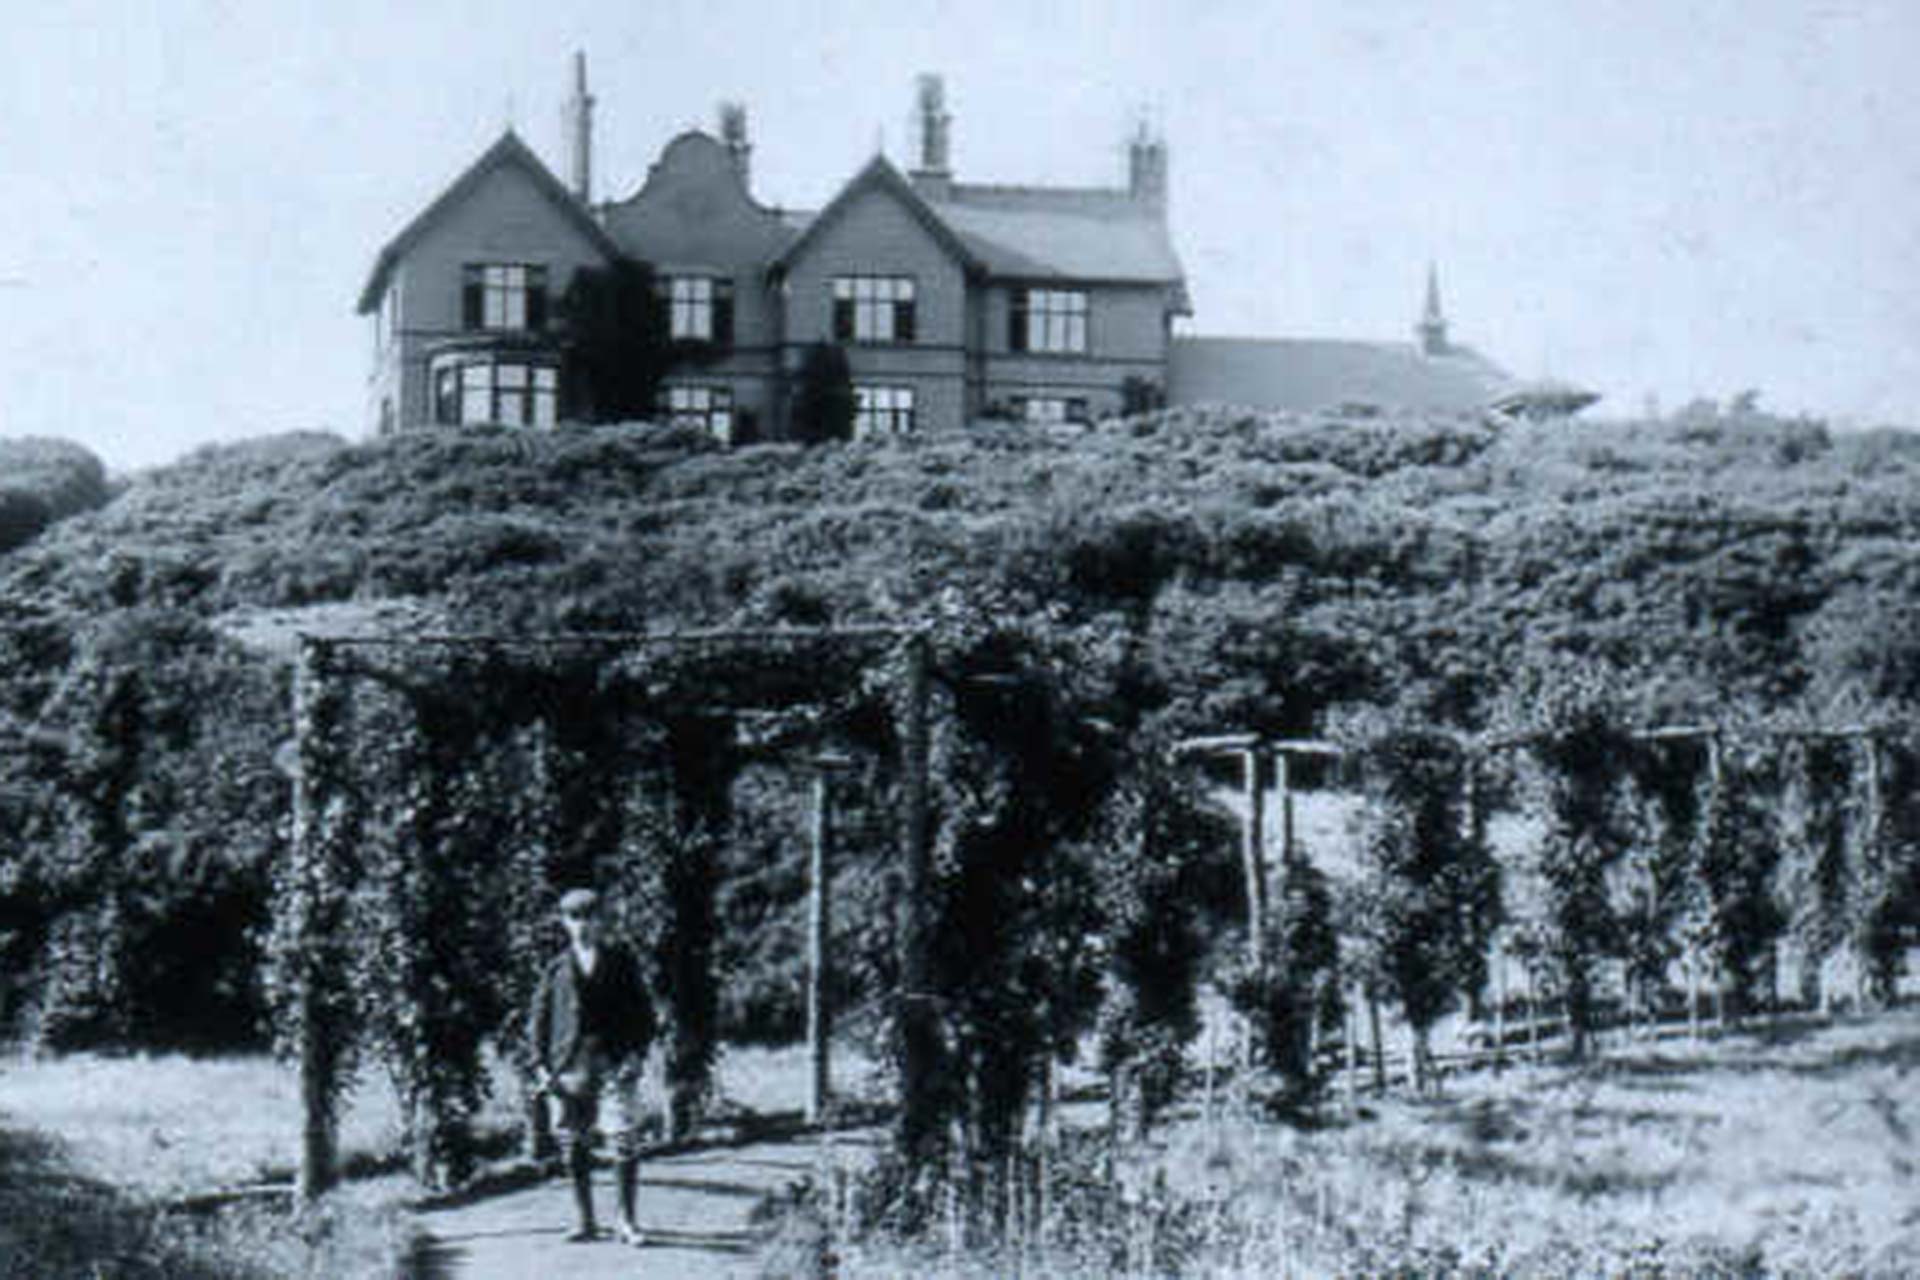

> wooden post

[
  {"left": 807, "top": 755, "right": 852, "bottom": 1127},
  {"left": 1493, "top": 935, "right": 1508, "bottom": 1068},
  {"left": 1686, "top": 945, "right": 1701, "bottom": 1043},
  {"left": 1367, "top": 989, "right": 1386, "bottom": 1092},
  {"left": 1344, "top": 993, "right": 1359, "bottom": 1104},
  {"left": 1277, "top": 750, "right": 1295, "bottom": 878},
  {"left": 1242, "top": 747, "right": 1267, "bottom": 974},
  {"left": 1861, "top": 733, "right": 1882, "bottom": 1009},
  {"left": 291, "top": 637, "right": 338, "bottom": 1206},
  {"left": 897, "top": 634, "right": 938, "bottom": 1165}
]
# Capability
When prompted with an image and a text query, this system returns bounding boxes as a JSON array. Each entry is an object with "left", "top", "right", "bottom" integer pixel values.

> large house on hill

[{"left": 358, "top": 59, "right": 1583, "bottom": 441}]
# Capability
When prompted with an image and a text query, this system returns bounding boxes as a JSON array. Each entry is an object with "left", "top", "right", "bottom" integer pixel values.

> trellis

[
  {"left": 282, "top": 626, "right": 936, "bottom": 1202},
  {"left": 1174, "top": 717, "right": 1907, "bottom": 1089}
]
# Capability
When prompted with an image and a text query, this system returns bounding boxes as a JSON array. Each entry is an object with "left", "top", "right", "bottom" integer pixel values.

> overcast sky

[{"left": 4, "top": 0, "right": 1917, "bottom": 471}]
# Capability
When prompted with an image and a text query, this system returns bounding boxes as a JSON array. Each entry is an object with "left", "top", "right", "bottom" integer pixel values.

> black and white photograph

[{"left": 3, "top": 2, "right": 1917, "bottom": 1275}]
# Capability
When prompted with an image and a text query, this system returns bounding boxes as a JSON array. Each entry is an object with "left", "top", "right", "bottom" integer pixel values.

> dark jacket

[{"left": 529, "top": 941, "right": 656, "bottom": 1076}]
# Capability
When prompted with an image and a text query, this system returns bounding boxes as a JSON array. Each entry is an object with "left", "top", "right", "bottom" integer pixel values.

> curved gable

[{"left": 600, "top": 132, "right": 795, "bottom": 271}]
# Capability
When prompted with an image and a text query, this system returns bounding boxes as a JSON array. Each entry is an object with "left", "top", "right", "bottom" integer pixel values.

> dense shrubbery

[
  {"left": 0, "top": 436, "right": 111, "bottom": 551},
  {"left": 2, "top": 407, "right": 1919, "bottom": 1203}
]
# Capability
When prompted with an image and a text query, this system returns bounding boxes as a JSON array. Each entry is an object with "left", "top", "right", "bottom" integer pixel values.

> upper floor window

[
  {"left": 833, "top": 275, "right": 916, "bottom": 343},
  {"left": 1010, "top": 288, "right": 1087, "bottom": 354},
  {"left": 433, "top": 357, "right": 557, "bottom": 428},
  {"left": 659, "top": 275, "right": 735, "bottom": 344},
  {"left": 463, "top": 264, "right": 548, "bottom": 331},
  {"left": 661, "top": 384, "right": 735, "bottom": 444},
  {"left": 854, "top": 385, "right": 915, "bottom": 438}
]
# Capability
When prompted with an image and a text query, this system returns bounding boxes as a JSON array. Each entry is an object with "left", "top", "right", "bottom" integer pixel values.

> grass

[
  {"left": 0, "top": 1039, "right": 885, "bottom": 1276},
  {"left": 0, "top": 1051, "right": 461, "bottom": 1278},
  {"left": 826, "top": 1008, "right": 1920, "bottom": 1277}
]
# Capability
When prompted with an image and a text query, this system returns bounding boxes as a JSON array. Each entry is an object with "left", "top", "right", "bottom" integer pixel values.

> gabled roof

[
  {"left": 356, "top": 130, "right": 621, "bottom": 314},
  {"left": 1169, "top": 335, "right": 1516, "bottom": 415},
  {"left": 929, "top": 184, "right": 1187, "bottom": 294},
  {"left": 770, "top": 154, "right": 983, "bottom": 276}
]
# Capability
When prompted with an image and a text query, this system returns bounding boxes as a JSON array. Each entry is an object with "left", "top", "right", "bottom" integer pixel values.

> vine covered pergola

[{"left": 279, "top": 626, "right": 938, "bottom": 1201}]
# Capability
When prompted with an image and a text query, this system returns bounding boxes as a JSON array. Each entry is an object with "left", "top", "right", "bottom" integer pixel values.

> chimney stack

[
  {"left": 910, "top": 74, "right": 952, "bottom": 198},
  {"left": 1127, "top": 118, "right": 1167, "bottom": 213},
  {"left": 718, "top": 100, "right": 751, "bottom": 189},
  {"left": 567, "top": 51, "right": 594, "bottom": 203}
]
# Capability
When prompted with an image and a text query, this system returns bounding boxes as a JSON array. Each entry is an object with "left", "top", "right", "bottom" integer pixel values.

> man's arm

[{"left": 528, "top": 961, "right": 555, "bottom": 1089}]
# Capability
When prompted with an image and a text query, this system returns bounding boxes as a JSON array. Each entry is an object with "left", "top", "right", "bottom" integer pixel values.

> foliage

[
  {"left": 0, "top": 435, "right": 111, "bottom": 552},
  {"left": 1350, "top": 728, "right": 1501, "bottom": 1089},
  {"left": 1691, "top": 739, "right": 1787, "bottom": 1019},
  {"left": 557, "top": 256, "right": 673, "bottom": 421},
  {"left": 5, "top": 404, "right": 1920, "bottom": 1189},
  {"left": 1525, "top": 694, "right": 1641, "bottom": 1059},
  {"left": 792, "top": 342, "right": 855, "bottom": 444},
  {"left": 1093, "top": 758, "right": 1233, "bottom": 1135}
]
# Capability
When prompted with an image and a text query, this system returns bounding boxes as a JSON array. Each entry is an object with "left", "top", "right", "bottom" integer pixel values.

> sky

[{"left": 4, "top": 0, "right": 1918, "bottom": 472}]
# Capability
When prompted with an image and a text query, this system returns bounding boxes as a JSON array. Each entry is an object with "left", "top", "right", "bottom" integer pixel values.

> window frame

[
  {"left": 462, "top": 263, "right": 549, "bottom": 333},
  {"left": 1009, "top": 287, "right": 1088, "bottom": 355},
  {"left": 853, "top": 384, "right": 916, "bottom": 438},
  {"left": 657, "top": 274, "right": 736, "bottom": 345},
  {"left": 432, "top": 355, "right": 558, "bottom": 428},
  {"left": 1014, "top": 395, "right": 1089, "bottom": 426},
  {"left": 659, "top": 384, "right": 736, "bottom": 443},
  {"left": 832, "top": 275, "right": 917, "bottom": 344}
]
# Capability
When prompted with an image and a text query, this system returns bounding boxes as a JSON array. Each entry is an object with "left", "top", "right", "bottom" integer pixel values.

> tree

[
  {"left": 1529, "top": 701, "right": 1639, "bottom": 1059},
  {"left": 558, "top": 256, "right": 673, "bottom": 422},
  {"left": 792, "top": 343, "right": 854, "bottom": 444},
  {"left": 1353, "top": 728, "right": 1500, "bottom": 1091}
]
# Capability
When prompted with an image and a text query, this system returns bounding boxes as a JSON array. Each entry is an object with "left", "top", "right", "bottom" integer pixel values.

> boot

[
  {"left": 565, "top": 1140, "right": 597, "bottom": 1242},
  {"left": 616, "top": 1155, "right": 645, "bottom": 1245}
]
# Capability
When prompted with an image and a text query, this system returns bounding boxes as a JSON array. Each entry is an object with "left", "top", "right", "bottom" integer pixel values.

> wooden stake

[
  {"left": 292, "top": 637, "right": 337, "bottom": 1205},
  {"left": 807, "top": 756, "right": 851, "bottom": 1127},
  {"left": 898, "top": 634, "right": 938, "bottom": 1165},
  {"left": 1243, "top": 747, "right": 1267, "bottom": 974}
]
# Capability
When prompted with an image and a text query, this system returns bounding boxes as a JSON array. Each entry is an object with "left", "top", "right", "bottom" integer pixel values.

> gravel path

[{"left": 409, "top": 1131, "right": 881, "bottom": 1279}]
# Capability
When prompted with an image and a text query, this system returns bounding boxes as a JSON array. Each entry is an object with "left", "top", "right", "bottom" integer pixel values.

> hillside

[{"left": 2, "top": 405, "right": 1918, "bottom": 1052}]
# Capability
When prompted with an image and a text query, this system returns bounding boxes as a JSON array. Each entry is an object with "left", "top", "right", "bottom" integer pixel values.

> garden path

[{"left": 410, "top": 1127, "right": 881, "bottom": 1279}]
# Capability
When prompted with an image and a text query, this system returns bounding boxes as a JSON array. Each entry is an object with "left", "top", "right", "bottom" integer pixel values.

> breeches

[{"left": 548, "top": 1051, "right": 644, "bottom": 1159}]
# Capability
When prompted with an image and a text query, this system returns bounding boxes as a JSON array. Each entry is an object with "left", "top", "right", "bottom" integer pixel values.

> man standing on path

[{"left": 529, "top": 887, "right": 658, "bottom": 1245}]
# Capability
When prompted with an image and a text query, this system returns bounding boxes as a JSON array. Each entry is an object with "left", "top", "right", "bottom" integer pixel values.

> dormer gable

[
  {"left": 356, "top": 130, "right": 619, "bottom": 315},
  {"left": 771, "top": 154, "right": 982, "bottom": 280}
]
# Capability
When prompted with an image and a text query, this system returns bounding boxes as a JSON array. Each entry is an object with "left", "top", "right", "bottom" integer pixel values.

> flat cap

[{"left": 558, "top": 888, "right": 599, "bottom": 916}]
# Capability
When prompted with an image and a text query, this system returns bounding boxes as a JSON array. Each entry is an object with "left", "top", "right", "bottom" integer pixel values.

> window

[
  {"left": 1014, "top": 395, "right": 1088, "bottom": 425},
  {"left": 658, "top": 275, "right": 735, "bottom": 343},
  {"left": 833, "top": 276, "right": 916, "bottom": 343},
  {"left": 661, "top": 385, "right": 735, "bottom": 443},
  {"left": 462, "top": 264, "right": 548, "bottom": 331},
  {"left": 433, "top": 358, "right": 557, "bottom": 427},
  {"left": 1010, "top": 288, "right": 1087, "bottom": 354},
  {"left": 853, "top": 385, "right": 915, "bottom": 437}
]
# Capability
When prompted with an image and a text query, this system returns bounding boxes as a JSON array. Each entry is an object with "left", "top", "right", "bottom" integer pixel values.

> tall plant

[
  {"left": 1528, "top": 700, "right": 1638, "bottom": 1059},
  {"left": 1353, "top": 728, "right": 1500, "bottom": 1091}
]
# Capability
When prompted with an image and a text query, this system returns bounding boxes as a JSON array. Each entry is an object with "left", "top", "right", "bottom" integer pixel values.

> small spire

[{"left": 1417, "top": 262, "right": 1449, "bottom": 356}]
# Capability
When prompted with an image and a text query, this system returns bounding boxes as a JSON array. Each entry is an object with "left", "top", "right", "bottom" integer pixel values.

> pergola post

[
  {"left": 290, "top": 636, "right": 342, "bottom": 1206},
  {"left": 1241, "top": 746, "right": 1267, "bottom": 973},
  {"left": 807, "top": 753, "right": 853, "bottom": 1127},
  {"left": 897, "top": 633, "right": 939, "bottom": 1165}
]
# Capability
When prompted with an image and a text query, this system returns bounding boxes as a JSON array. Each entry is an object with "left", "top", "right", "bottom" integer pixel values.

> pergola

[{"left": 282, "top": 625, "right": 940, "bottom": 1200}]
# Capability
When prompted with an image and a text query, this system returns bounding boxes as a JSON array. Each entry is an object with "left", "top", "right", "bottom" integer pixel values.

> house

[
  {"left": 358, "top": 63, "right": 1189, "bottom": 441},
  {"left": 358, "top": 58, "right": 1585, "bottom": 440}
]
